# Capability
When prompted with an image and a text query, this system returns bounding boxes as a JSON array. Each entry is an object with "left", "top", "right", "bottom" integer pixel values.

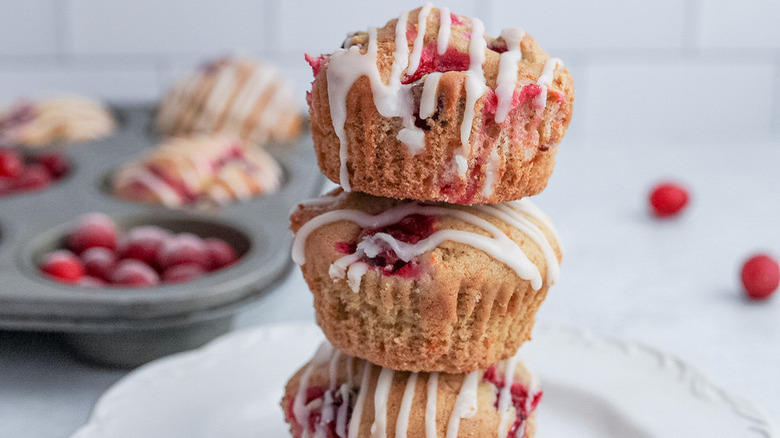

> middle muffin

[{"left": 291, "top": 188, "right": 561, "bottom": 373}]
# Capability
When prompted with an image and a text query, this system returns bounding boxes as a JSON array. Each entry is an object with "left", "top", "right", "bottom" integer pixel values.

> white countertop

[{"left": 1, "top": 137, "right": 779, "bottom": 436}]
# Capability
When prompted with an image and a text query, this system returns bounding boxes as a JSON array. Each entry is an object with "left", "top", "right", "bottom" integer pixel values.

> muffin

[
  {"left": 0, "top": 95, "right": 115, "bottom": 148},
  {"left": 290, "top": 189, "right": 562, "bottom": 373},
  {"left": 306, "top": 5, "right": 574, "bottom": 204},
  {"left": 113, "top": 134, "right": 281, "bottom": 207},
  {"left": 156, "top": 56, "right": 303, "bottom": 145},
  {"left": 282, "top": 342, "right": 541, "bottom": 438}
]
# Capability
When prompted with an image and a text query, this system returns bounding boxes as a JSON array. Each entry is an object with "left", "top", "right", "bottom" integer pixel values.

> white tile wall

[
  {"left": 0, "top": 0, "right": 58, "bottom": 56},
  {"left": 494, "top": 0, "right": 689, "bottom": 51},
  {"left": 0, "top": 0, "right": 779, "bottom": 140},
  {"left": 699, "top": 1, "right": 780, "bottom": 49},
  {"left": 68, "top": 0, "right": 265, "bottom": 55}
]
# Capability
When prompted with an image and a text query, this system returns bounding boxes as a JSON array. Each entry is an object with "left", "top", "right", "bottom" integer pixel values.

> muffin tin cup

[{"left": 0, "top": 105, "right": 323, "bottom": 367}]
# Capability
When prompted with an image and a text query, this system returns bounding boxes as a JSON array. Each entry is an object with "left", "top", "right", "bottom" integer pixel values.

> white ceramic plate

[{"left": 71, "top": 322, "right": 777, "bottom": 438}]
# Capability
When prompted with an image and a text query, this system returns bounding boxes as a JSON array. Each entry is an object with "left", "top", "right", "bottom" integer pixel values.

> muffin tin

[{"left": 0, "top": 105, "right": 323, "bottom": 367}]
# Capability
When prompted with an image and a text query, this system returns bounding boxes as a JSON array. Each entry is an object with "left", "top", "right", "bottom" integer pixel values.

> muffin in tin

[{"left": 156, "top": 56, "right": 303, "bottom": 146}]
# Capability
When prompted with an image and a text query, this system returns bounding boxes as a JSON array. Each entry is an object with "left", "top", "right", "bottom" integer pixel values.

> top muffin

[{"left": 306, "top": 4, "right": 574, "bottom": 204}]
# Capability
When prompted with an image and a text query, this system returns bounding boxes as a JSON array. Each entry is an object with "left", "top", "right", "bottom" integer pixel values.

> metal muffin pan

[{"left": 0, "top": 105, "right": 322, "bottom": 367}]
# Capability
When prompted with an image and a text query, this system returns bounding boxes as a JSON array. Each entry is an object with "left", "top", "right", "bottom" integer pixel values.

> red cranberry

[
  {"left": 37, "top": 154, "right": 69, "bottom": 178},
  {"left": 157, "top": 233, "right": 209, "bottom": 270},
  {"left": 162, "top": 263, "right": 206, "bottom": 283},
  {"left": 40, "top": 250, "right": 84, "bottom": 283},
  {"left": 111, "top": 259, "right": 160, "bottom": 287},
  {"left": 0, "top": 149, "right": 23, "bottom": 178},
  {"left": 741, "top": 254, "right": 780, "bottom": 300},
  {"left": 68, "top": 213, "right": 118, "bottom": 254},
  {"left": 649, "top": 182, "right": 689, "bottom": 217},
  {"left": 121, "top": 226, "right": 170, "bottom": 265},
  {"left": 81, "top": 247, "right": 117, "bottom": 280},
  {"left": 204, "top": 238, "right": 238, "bottom": 271},
  {"left": 14, "top": 164, "right": 50, "bottom": 191}
]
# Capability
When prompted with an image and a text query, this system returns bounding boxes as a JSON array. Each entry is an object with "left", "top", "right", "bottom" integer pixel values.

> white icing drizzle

[
  {"left": 425, "top": 372, "right": 439, "bottom": 438},
  {"left": 482, "top": 145, "right": 501, "bottom": 198},
  {"left": 293, "top": 344, "right": 334, "bottom": 438},
  {"left": 495, "top": 28, "right": 526, "bottom": 123},
  {"left": 318, "top": 349, "right": 343, "bottom": 434},
  {"left": 395, "top": 373, "right": 418, "bottom": 438},
  {"left": 510, "top": 198, "right": 563, "bottom": 252},
  {"left": 371, "top": 368, "right": 395, "bottom": 438},
  {"left": 293, "top": 200, "right": 554, "bottom": 292},
  {"left": 419, "top": 72, "right": 442, "bottom": 119},
  {"left": 455, "top": 17, "right": 488, "bottom": 173},
  {"left": 535, "top": 57, "right": 563, "bottom": 109},
  {"left": 445, "top": 371, "right": 480, "bottom": 438},
  {"left": 196, "top": 64, "right": 237, "bottom": 131},
  {"left": 437, "top": 7, "right": 451, "bottom": 55},
  {"left": 497, "top": 353, "right": 522, "bottom": 438},
  {"left": 407, "top": 3, "right": 434, "bottom": 76},
  {"left": 475, "top": 200, "right": 561, "bottom": 285},
  {"left": 348, "top": 360, "right": 373, "bottom": 438},
  {"left": 336, "top": 383, "right": 351, "bottom": 437}
]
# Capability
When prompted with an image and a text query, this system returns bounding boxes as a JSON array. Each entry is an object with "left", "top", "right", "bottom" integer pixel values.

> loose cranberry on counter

[
  {"left": 68, "top": 213, "right": 118, "bottom": 254},
  {"left": 649, "top": 182, "right": 689, "bottom": 217},
  {"left": 39, "top": 250, "right": 84, "bottom": 283},
  {"left": 741, "top": 254, "right": 779, "bottom": 300},
  {"left": 111, "top": 259, "right": 160, "bottom": 287}
]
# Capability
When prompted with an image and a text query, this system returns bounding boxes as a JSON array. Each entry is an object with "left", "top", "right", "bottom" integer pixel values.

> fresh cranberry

[
  {"left": 14, "top": 164, "right": 50, "bottom": 191},
  {"left": 157, "top": 233, "right": 209, "bottom": 270},
  {"left": 37, "top": 154, "right": 69, "bottom": 178},
  {"left": 81, "top": 247, "right": 117, "bottom": 280},
  {"left": 649, "top": 182, "right": 689, "bottom": 217},
  {"left": 39, "top": 250, "right": 84, "bottom": 283},
  {"left": 401, "top": 45, "right": 471, "bottom": 84},
  {"left": 121, "top": 225, "right": 170, "bottom": 265},
  {"left": 68, "top": 213, "right": 118, "bottom": 254},
  {"left": 0, "top": 149, "right": 23, "bottom": 178},
  {"left": 162, "top": 263, "right": 206, "bottom": 283},
  {"left": 741, "top": 254, "right": 780, "bottom": 300},
  {"left": 78, "top": 276, "right": 106, "bottom": 288},
  {"left": 204, "top": 238, "right": 238, "bottom": 271},
  {"left": 111, "top": 259, "right": 160, "bottom": 287}
]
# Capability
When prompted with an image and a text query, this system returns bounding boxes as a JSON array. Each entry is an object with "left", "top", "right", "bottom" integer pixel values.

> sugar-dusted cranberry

[
  {"left": 157, "top": 233, "right": 209, "bottom": 270},
  {"left": 162, "top": 263, "right": 206, "bottom": 284},
  {"left": 14, "top": 164, "right": 50, "bottom": 191},
  {"left": 204, "top": 238, "right": 238, "bottom": 271},
  {"left": 40, "top": 250, "right": 84, "bottom": 283},
  {"left": 121, "top": 225, "right": 170, "bottom": 266},
  {"left": 81, "top": 246, "right": 117, "bottom": 280},
  {"left": 68, "top": 213, "right": 118, "bottom": 254},
  {"left": 78, "top": 276, "right": 106, "bottom": 288},
  {"left": 37, "top": 154, "right": 69, "bottom": 178},
  {"left": 650, "top": 182, "right": 689, "bottom": 217},
  {"left": 741, "top": 254, "right": 780, "bottom": 300},
  {"left": 111, "top": 259, "right": 160, "bottom": 287},
  {"left": 0, "top": 149, "right": 23, "bottom": 178}
]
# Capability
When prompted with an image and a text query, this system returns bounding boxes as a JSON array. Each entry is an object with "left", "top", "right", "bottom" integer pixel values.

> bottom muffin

[{"left": 282, "top": 343, "right": 541, "bottom": 438}]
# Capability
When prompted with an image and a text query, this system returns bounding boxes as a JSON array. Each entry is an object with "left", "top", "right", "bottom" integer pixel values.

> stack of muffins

[{"left": 283, "top": 4, "right": 573, "bottom": 437}]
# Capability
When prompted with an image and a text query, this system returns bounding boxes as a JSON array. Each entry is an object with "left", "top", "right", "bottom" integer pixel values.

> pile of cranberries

[
  {"left": 38, "top": 213, "right": 239, "bottom": 287},
  {"left": 0, "top": 148, "right": 69, "bottom": 198}
]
